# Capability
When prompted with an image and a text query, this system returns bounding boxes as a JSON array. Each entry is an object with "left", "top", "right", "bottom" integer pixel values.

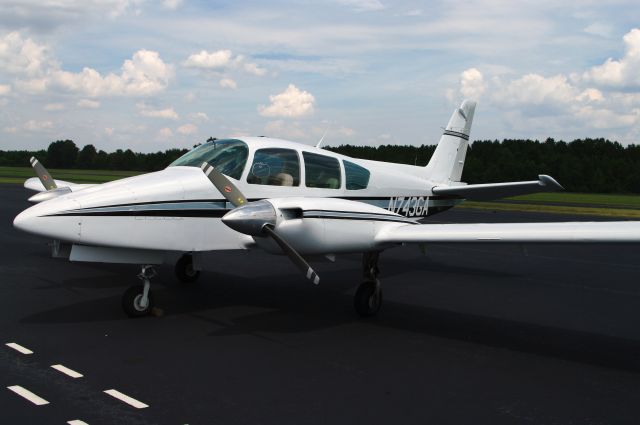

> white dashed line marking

[
  {"left": 51, "top": 364, "right": 84, "bottom": 378},
  {"left": 7, "top": 386, "right": 49, "bottom": 405},
  {"left": 67, "top": 420, "right": 89, "bottom": 425},
  {"left": 5, "top": 342, "right": 33, "bottom": 355},
  {"left": 104, "top": 389, "right": 148, "bottom": 409}
]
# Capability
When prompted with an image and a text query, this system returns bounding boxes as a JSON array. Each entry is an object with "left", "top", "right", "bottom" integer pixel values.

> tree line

[
  {"left": 1, "top": 138, "right": 639, "bottom": 193},
  {"left": 328, "top": 138, "right": 640, "bottom": 194},
  {"left": 0, "top": 140, "right": 189, "bottom": 172}
]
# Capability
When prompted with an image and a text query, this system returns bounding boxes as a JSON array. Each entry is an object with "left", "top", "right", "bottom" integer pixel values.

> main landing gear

[
  {"left": 175, "top": 253, "right": 200, "bottom": 284},
  {"left": 354, "top": 251, "right": 383, "bottom": 317},
  {"left": 122, "top": 265, "right": 156, "bottom": 317}
]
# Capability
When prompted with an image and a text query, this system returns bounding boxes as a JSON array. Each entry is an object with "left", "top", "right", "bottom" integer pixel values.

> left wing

[
  {"left": 24, "top": 177, "right": 95, "bottom": 192},
  {"left": 24, "top": 157, "right": 96, "bottom": 203},
  {"left": 432, "top": 175, "right": 563, "bottom": 201},
  {"left": 375, "top": 221, "right": 640, "bottom": 245}
]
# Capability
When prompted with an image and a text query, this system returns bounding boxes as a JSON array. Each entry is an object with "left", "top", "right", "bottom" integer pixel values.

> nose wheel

[
  {"left": 122, "top": 265, "right": 156, "bottom": 317},
  {"left": 354, "top": 251, "right": 383, "bottom": 317}
]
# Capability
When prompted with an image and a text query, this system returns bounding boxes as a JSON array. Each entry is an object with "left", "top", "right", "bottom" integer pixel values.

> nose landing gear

[
  {"left": 354, "top": 251, "right": 383, "bottom": 317},
  {"left": 122, "top": 265, "right": 156, "bottom": 317}
]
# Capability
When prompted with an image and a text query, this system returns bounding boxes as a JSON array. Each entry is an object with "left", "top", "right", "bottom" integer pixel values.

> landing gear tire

[
  {"left": 354, "top": 280, "right": 382, "bottom": 317},
  {"left": 122, "top": 284, "right": 154, "bottom": 317},
  {"left": 175, "top": 254, "right": 200, "bottom": 284}
]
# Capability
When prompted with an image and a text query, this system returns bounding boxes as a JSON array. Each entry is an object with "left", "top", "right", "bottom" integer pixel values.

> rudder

[{"left": 424, "top": 100, "right": 476, "bottom": 183}]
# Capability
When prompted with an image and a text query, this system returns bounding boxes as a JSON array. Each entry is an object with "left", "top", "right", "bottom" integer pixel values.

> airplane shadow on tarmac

[{"left": 19, "top": 258, "right": 640, "bottom": 374}]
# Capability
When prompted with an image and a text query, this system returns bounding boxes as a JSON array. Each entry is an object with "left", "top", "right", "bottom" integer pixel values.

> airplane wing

[
  {"left": 24, "top": 177, "right": 95, "bottom": 192},
  {"left": 24, "top": 157, "right": 96, "bottom": 203},
  {"left": 432, "top": 175, "right": 563, "bottom": 201},
  {"left": 375, "top": 221, "right": 640, "bottom": 245}
]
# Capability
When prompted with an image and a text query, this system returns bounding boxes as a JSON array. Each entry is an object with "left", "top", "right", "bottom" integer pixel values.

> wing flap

[
  {"left": 376, "top": 221, "right": 640, "bottom": 245},
  {"left": 432, "top": 175, "right": 563, "bottom": 201}
]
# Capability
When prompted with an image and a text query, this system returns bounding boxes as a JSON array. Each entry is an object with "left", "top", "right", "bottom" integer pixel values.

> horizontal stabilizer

[
  {"left": 432, "top": 175, "right": 563, "bottom": 201},
  {"left": 376, "top": 221, "right": 640, "bottom": 245}
]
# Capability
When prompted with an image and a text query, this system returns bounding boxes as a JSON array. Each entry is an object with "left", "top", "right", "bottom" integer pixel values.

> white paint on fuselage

[{"left": 14, "top": 137, "right": 441, "bottom": 253}]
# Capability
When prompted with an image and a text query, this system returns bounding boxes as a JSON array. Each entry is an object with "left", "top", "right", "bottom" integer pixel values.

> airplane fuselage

[{"left": 14, "top": 137, "right": 460, "bottom": 254}]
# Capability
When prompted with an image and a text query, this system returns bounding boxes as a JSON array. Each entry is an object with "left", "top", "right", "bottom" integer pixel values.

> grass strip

[{"left": 460, "top": 201, "right": 640, "bottom": 218}]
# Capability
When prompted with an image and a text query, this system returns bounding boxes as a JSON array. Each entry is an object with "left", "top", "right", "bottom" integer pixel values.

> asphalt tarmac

[{"left": 2, "top": 183, "right": 640, "bottom": 425}]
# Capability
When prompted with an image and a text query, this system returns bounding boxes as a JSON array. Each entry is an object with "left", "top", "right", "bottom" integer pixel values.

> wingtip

[{"left": 538, "top": 174, "right": 565, "bottom": 191}]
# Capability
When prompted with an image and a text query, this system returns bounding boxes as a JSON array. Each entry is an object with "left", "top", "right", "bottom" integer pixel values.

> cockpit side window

[
  {"left": 169, "top": 139, "right": 248, "bottom": 180},
  {"left": 343, "top": 160, "right": 370, "bottom": 190},
  {"left": 303, "top": 152, "right": 341, "bottom": 189},
  {"left": 247, "top": 148, "right": 300, "bottom": 186}
]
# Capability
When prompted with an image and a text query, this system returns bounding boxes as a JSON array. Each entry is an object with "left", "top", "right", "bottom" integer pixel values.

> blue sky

[{"left": 0, "top": 0, "right": 639, "bottom": 152}]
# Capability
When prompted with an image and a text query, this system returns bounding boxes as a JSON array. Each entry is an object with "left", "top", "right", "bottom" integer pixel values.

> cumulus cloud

[
  {"left": 137, "top": 103, "right": 179, "bottom": 120},
  {"left": 177, "top": 123, "right": 198, "bottom": 135},
  {"left": 77, "top": 99, "right": 100, "bottom": 109},
  {"left": 583, "top": 28, "right": 640, "bottom": 88},
  {"left": 492, "top": 73, "right": 577, "bottom": 106},
  {"left": 459, "top": 67, "right": 486, "bottom": 99},
  {"left": 53, "top": 50, "right": 174, "bottom": 97},
  {"left": 184, "top": 49, "right": 266, "bottom": 77},
  {"left": 0, "top": 33, "right": 174, "bottom": 97},
  {"left": 259, "top": 84, "right": 315, "bottom": 118},
  {"left": 450, "top": 29, "right": 640, "bottom": 133},
  {"left": 0, "top": 32, "right": 50, "bottom": 77},
  {"left": 185, "top": 49, "right": 233, "bottom": 69},
  {"left": 219, "top": 78, "right": 237, "bottom": 89}
]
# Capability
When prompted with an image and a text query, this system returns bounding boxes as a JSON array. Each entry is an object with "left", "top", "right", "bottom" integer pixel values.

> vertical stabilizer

[{"left": 424, "top": 100, "right": 476, "bottom": 183}]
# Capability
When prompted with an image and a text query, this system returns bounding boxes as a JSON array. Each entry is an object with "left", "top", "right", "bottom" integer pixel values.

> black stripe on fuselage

[
  {"left": 42, "top": 195, "right": 461, "bottom": 219},
  {"left": 443, "top": 130, "right": 469, "bottom": 140}
]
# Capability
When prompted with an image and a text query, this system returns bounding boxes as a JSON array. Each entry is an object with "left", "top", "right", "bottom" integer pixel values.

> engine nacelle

[{"left": 228, "top": 197, "right": 410, "bottom": 255}]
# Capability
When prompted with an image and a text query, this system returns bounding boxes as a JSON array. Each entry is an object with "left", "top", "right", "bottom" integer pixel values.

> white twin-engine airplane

[{"left": 13, "top": 100, "right": 640, "bottom": 317}]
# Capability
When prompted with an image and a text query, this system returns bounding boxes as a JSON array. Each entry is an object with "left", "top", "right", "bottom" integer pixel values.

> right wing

[{"left": 376, "top": 221, "right": 640, "bottom": 245}]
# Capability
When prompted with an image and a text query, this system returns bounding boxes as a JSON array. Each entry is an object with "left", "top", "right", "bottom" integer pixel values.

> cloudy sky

[{"left": 1, "top": 0, "right": 639, "bottom": 152}]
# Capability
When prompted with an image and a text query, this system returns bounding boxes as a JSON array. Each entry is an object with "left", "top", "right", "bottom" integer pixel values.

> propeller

[
  {"left": 30, "top": 157, "right": 57, "bottom": 191},
  {"left": 201, "top": 162, "right": 320, "bottom": 285}
]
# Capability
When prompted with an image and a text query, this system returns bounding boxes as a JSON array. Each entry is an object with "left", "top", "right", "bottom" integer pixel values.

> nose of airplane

[
  {"left": 13, "top": 197, "right": 83, "bottom": 243},
  {"left": 13, "top": 207, "right": 35, "bottom": 233}
]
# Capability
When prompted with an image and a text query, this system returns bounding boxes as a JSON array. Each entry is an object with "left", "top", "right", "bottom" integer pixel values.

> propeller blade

[
  {"left": 30, "top": 157, "right": 57, "bottom": 191},
  {"left": 263, "top": 225, "right": 320, "bottom": 285},
  {"left": 200, "top": 162, "right": 247, "bottom": 207}
]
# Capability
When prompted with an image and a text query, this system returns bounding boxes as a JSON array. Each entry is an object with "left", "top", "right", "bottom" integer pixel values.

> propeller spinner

[{"left": 201, "top": 162, "right": 320, "bottom": 285}]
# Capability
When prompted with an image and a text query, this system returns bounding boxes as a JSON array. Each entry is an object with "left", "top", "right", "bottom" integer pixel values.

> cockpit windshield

[{"left": 169, "top": 139, "right": 248, "bottom": 180}]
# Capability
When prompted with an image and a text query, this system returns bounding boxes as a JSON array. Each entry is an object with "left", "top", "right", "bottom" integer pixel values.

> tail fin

[
  {"left": 424, "top": 100, "right": 476, "bottom": 184},
  {"left": 30, "top": 156, "right": 57, "bottom": 191}
]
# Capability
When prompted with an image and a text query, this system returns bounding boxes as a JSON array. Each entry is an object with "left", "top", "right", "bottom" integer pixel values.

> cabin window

[
  {"left": 303, "top": 152, "right": 341, "bottom": 189},
  {"left": 169, "top": 139, "right": 248, "bottom": 180},
  {"left": 344, "top": 160, "right": 370, "bottom": 190},
  {"left": 247, "top": 148, "right": 300, "bottom": 186}
]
